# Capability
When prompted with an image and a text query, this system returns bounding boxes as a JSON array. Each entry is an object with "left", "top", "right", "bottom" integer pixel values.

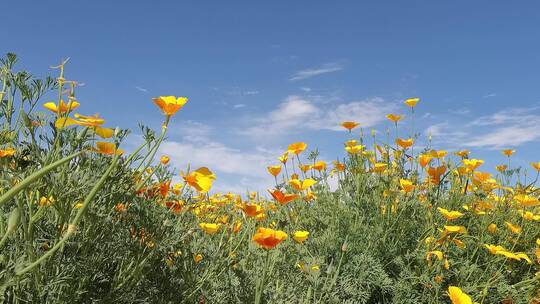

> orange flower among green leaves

[
  {"left": 153, "top": 96, "right": 188, "bottom": 117},
  {"left": 268, "top": 189, "right": 299, "bottom": 205},
  {"left": 0, "top": 147, "right": 16, "bottom": 158},
  {"left": 288, "top": 178, "right": 317, "bottom": 191},
  {"left": 93, "top": 142, "right": 123, "bottom": 155},
  {"left": 252, "top": 227, "right": 288, "bottom": 249}
]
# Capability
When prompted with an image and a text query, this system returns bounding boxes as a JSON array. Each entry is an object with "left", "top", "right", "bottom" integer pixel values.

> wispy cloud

[
  {"left": 135, "top": 86, "right": 148, "bottom": 93},
  {"left": 289, "top": 62, "right": 343, "bottom": 81},
  {"left": 426, "top": 107, "right": 540, "bottom": 149},
  {"left": 482, "top": 93, "right": 497, "bottom": 98},
  {"left": 240, "top": 95, "right": 395, "bottom": 138},
  {"left": 233, "top": 104, "right": 246, "bottom": 109}
]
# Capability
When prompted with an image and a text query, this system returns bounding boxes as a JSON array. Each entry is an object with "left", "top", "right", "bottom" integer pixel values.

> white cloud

[
  {"left": 426, "top": 107, "right": 540, "bottom": 149},
  {"left": 482, "top": 93, "right": 496, "bottom": 98},
  {"left": 233, "top": 104, "right": 246, "bottom": 109},
  {"left": 240, "top": 95, "right": 395, "bottom": 138},
  {"left": 289, "top": 62, "right": 343, "bottom": 81},
  {"left": 135, "top": 86, "right": 148, "bottom": 93}
]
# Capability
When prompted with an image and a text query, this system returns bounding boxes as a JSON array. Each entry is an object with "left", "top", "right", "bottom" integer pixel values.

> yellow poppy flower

[
  {"left": 292, "top": 230, "right": 309, "bottom": 243},
  {"left": 448, "top": 286, "right": 472, "bottom": 304},
  {"left": 385, "top": 114, "right": 403, "bottom": 123},
  {"left": 0, "top": 147, "right": 16, "bottom": 158},
  {"left": 279, "top": 152, "right": 289, "bottom": 164},
  {"left": 299, "top": 164, "right": 312, "bottom": 172},
  {"left": 43, "top": 99, "right": 80, "bottom": 114},
  {"left": 395, "top": 138, "right": 414, "bottom": 149},
  {"left": 487, "top": 223, "right": 497, "bottom": 234},
  {"left": 454, "top": 150, "right": 470, "bottom": 158},
  {"left": 404, "top": 97, "right": 420, "bottom": 108},
  {"left": 153, "top": 96, "right": 188, "bottom": 117},
  {"left": 438, "top": 208, "right": 464, "bottom": 221},
  {"left": 345, "top": 145, "right": 364, "bottom": 154},
  {"left": 463, "top": 159, "right": 484, "bottom": 171},
  {"left": 194, "top": 254, "right": 203, "bottom": 263},
  {"left": 182, "top": 167, "right": 216, "bottom": 193},
  {"left": 505, "top": 222, "right": 521, "bottom": 234},
  {"left": 160, "top": 155, "right": 170, "bottom": 165},
  {"left": 495, "top": 165, "right": 507, "bottom": 172},
  {"left": 514, "top": 194, "right": 539, "bottom": 207},
  {"left": 288, "top": 178, "right": 317, "bottom": 191},
  {"left": 267, "top": 165, "right": 282, "bottom": 177},
  {"left": 199, "top": 223, "right": 221, "bottom": 235},
  {"left": 531, "top": 162, "right": 540, "bottom": 172},
  {"left": 399, "top": 179, "right": 415, "bottom": 193},
  {"left": 287, "top": 142, "right": 307, "bottom": 155},
  {"left": 95, "top": 127, "right": 114, "bottom": 138}
]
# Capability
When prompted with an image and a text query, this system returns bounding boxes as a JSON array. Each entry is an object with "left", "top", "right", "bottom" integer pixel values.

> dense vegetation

[{"left": 0, "top": 54, "right": 539, "bottom": 303}]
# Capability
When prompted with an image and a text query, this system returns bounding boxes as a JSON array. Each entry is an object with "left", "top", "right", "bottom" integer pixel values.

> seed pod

[{"left": 7, "top": 207, "right": 20, "bottom": 232}]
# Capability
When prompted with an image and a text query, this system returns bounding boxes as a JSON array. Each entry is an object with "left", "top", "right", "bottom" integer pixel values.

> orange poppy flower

[
  {"left": 153, "top": 96, "right": 188, "bottom": 117},
  {"left": 341, "top": 121, "right": 360, "bottom": 131},
  {"left": 252, "top": 227, "right": 288, "bottom": 249},
  {"left": 268, "top": 189, "right": 299, "bottom": 205}
]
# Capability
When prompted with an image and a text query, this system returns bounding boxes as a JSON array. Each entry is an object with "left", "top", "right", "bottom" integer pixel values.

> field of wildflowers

[{"left": 1, "top": 53, "right": 539, "bottom": 303}]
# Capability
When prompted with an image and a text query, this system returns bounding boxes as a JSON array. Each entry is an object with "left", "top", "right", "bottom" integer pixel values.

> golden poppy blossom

[
  {"left": 199, "top": 223, "right": 221, "bottom": 235},
  {"left": 341, "top": 121, "right": 360, "bottom": 131},
  {"left": 437, "top": 208, "right": 464, "bottom": 221},
  {"left": 454, "top": 150, "right": 470, "bottom": 158},
  {"left": 487, "top": 223, "right": 497, "bottom": 233},
  {"left": 505, "top": 222, "right": 521, "bottom": 234},
  {"left": 160, "top": 155, "right": 170, "bottom": 165},
  {"left": 182, "top": 167, "right": 216, "bottom": 193},
  {"left": 194, "top": 254, "right": 203, "bottom": 263},
  {"left": 292, "top": 230, "right": 309, "bottom": 243},
  {"left": 153, "top": 96, "right": 188, "bottom": 117},
  {"left": 502, "top": 149, "right": 515, "bottom": 157},
  {"left": 0, "top": 147, "right": 16, "bottom": 158},
  {"left": 385, "top": 114, "right": 403, "bottom": 123},
  {"left": 241, "top": 203, "right": 264, "bottom": 217},
  {"left": 252, "top": 227, "right": 288, "bottom": 249},
  {"left": 312, "top": 161, "right": 327, "bottom": 171},
  {"left": 94, "top": 142, "right": 124, "bottom": 155},
  {"left": 268, "top": 189, "right": 299, "bottom": 205},
  {"left": 404, "top": 97, "right": 420, "bottom": 108},
  {"left": 463, "top": 159, "right": 484, "bottom": 171},
  {"left": 288, "top": 178, "right": 317, "bottom": 191},
  {"left": 399, "top": 179, "right": 415, "bottom": 193},
  {"left": 43, "top": 99, "right": 80, "bottom": 114},
  {"left": 531, "top": 162, "right": 540, "bottom": 172},
  {"left": 418, "top": 154, "right": 432, "bottom": 168},
  {"left": 267, "top": 165, "right": 282, "bottom": 177},
  {"left": 514, "top": 194, "right": 539, "bottom": 207},
  {"left": 448, "top": 286, "right": 472, "bottom": 304},
  {"left": 287, "top": 142, "right": 307, "bottom": 155},
  {"left": 345, "top": 145, "right": 364, "bottom": 154},
  {"left": 299, "top": 164, "right": 312, "bottom": 172},
  {"left": 395, "top": 138, "right": 414, "bottom": 149},
  {"left": 279, "top": 152, "right": 289, "bottom": 164},
  {"left": 495, "top": 164, "right": 507, "bottom": 172}
]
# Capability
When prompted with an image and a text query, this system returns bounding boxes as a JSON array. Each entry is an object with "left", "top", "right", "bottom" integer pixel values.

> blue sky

[{"left": 3, "top": 1, "right": 540, "bottom": 192}]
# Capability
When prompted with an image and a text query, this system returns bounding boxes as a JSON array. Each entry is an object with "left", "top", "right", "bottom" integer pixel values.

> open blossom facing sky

[{"left": 5, "top": 1, "right": 540, "bottom": 191}]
